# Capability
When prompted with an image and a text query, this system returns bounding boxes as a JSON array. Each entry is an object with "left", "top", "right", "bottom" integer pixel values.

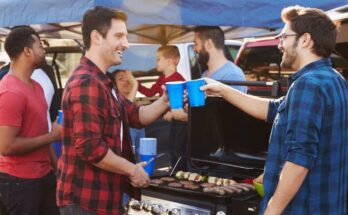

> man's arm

[
  {"left": 94, "top": 149, "right": 150, "bottom": 188},
  {"left": 0, "top": 121, "right": 61, "bottom": 156},
  {"left": 139, "top": 86, "right": 169, "bottom": 125},
  {"left": 201, "top": 78, "right": 270, "bottom": 120},
  {"left": 264, "top": 162, "right": 308, "bottom": 215}
]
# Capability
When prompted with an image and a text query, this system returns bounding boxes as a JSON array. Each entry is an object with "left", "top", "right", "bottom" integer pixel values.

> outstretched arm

[{"left": 201, "top": 78, "right": 270, "bottom": 120}]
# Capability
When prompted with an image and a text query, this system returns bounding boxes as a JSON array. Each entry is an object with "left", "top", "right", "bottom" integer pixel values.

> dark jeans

[
  {"left": 0, "top": 171, "right": 59, "bottom": 215},
  {"left": 59, "top": 204, "right": 96, "bottom": 215}
]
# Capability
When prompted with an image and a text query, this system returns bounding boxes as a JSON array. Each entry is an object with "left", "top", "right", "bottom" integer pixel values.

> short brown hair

[
  {"left": 194, "top": 26, "right": 225, "bottom": 50},
  {"left": 157, "top": 45, "right": 180, "bottom": 65},
  {"left": 82, "top": 6, "right": 127, "bottom": 50},
  {"left": 281, "top": 5, "right": 337, "bottom": 58}
]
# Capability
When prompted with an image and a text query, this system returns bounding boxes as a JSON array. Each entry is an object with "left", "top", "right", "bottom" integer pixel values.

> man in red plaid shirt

[{"left": 57, "top": 7, "right": 170, "bottom": 215}]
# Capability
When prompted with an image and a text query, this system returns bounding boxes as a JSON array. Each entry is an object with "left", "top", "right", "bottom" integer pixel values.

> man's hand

[
  {"left": 125, "top": 70, "right": 138, "bottom": 89},
  {"left": 172, "top": 109, "right": 188, "bottom": 122},
  {"left": 254, "top": 173, "right": 264, "bottom": 184},
  {"left": 200, "top": 78, "right": 229, "bottom": 97},
  {"left": 129, "top": 162, "right": 150, "bottom": 188},
  {"left": 50, "top": 119, "right": 62, "bottom": 142},
  {"left": 160, "top": 85, "right": 169, "bottom": 104},
  {"left": 163, "top": 111, "right": 173, "bottom": 122}
]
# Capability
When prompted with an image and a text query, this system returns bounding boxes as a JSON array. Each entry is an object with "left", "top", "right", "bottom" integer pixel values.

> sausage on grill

[
  {"left": 183, "top": 184, "right": 200, "bottom": 190},
  {"left": 167, "top": 182, "right": 183, "bottom": 188},
  {"left": 160, "top": 177, "right": 176, "bottom": 182},
  {"left": 150, "top": 179, "right": 164, "bottom": 185}
]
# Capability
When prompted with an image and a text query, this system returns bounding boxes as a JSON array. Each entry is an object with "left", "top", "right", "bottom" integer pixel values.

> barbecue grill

[{"left": 137, "top": 94, "right": 273, "bottom": 215}]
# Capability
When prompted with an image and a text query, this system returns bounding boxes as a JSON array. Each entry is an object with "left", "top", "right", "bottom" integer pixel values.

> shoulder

[
  {"left": 0, "top": 75, "right": 24, "bottom": 96},
  {"left": 215, "top": 62, "right": 245, "bottom": 81}
]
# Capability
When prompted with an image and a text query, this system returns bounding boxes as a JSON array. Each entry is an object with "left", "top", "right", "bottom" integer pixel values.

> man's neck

[
  {"left": 9, "top": 61, "right": 34, "bottom": 85},
  {"left": 207, "top": 50, "right": 229, "bottom": 76},
  {"left": 85, "top": 51, "right": 109, "bottom": 74},
  {"left": 295, "top": 52, "right": 322, "bottom": 71}
]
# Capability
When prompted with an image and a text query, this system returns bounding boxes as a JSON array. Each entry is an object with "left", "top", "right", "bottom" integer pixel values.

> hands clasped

[{"left": 129, "top": 162, "right": 150, "bottom": 188}]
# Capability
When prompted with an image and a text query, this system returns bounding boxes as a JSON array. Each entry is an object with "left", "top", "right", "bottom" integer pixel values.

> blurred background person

[{"left": 111, "top": 69, "right": 145, "bottom": 156}]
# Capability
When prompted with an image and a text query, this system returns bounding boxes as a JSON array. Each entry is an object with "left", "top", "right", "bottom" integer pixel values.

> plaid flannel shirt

[
  {"left": 259, "top": 59, "right": 348, "bottom": 214},
  {"left": 57, "top": 57, "right": 143, "bottom": 215}
]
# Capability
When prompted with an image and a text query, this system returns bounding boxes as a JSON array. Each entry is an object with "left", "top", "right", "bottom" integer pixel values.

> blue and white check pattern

[{"left": 259, "top": 58, "right": 348, "bottom": 214}]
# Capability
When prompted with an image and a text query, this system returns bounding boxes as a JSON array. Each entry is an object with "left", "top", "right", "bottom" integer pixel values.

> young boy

[
  {"left": 138, "top": 45, "right": 185, "bottom": 96},
  {"left": 138, "top": 45, "right": 187, "bottom": 169}
]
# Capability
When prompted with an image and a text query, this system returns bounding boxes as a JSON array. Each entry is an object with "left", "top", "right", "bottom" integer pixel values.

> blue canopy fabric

[{"left": 1, "top": 0, "right": 347, "bottom": 28}]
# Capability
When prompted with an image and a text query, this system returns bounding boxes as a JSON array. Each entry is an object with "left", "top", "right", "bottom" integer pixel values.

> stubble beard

[{"left": 280, "top": 40, "right": 298, "bottom": 70}]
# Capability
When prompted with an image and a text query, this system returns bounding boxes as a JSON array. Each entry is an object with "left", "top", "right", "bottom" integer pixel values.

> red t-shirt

[
  {"left": 138, "top": 71, "right": 185, "bottom": 97},
  {"left": 0, "top": 74, "right": 51, "bottom": 179}
]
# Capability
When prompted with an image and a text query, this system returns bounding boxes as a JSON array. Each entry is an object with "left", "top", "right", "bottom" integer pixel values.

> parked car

[{"left": 235, "top": 36, "right": 348, "bottom": 96}]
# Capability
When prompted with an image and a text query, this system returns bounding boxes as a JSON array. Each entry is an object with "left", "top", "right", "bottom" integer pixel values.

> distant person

[
  {"left": 138, "top": 45, "right": 186, "bottom": 97},
  {"left": 137, "top": 45, "right": 188, "bottom": 168},
  {"left": 0, "top": 26, "right": 61, "bottom": 215},
  {"left": 112, "top": 69, "right": 145, "bottom": 155},
  {"left": 201, "top": 6, "right": 348, "bottom": 214},
  {"left": 193, "top": 26, "right": 247, "bottom": 93}
]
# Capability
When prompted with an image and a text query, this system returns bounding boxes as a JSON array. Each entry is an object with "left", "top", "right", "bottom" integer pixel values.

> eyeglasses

[{"left": 276, "top": 33, "right": 297, "bottom": 42}]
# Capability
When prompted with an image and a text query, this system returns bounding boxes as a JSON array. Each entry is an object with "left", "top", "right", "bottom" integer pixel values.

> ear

[
  {"left": 301, "top": 33, "right": 313, "bottom": 48},
  {"left": 90, "top": 30, "right": 102, "bottom": 46},
  {"left": 205, "top": 38, "right": 213, "bottom": 50},
  {"left": 23, "top": 47, "right": 32, "bottom": 57}
]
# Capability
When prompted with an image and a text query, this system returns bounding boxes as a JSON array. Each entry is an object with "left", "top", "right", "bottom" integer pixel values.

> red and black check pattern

[{"left": 57, "top": 57, "right": 142, "bottom": 215}]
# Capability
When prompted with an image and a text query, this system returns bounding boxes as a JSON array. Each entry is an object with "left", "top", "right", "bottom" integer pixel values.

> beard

[
  {"left": 280, "top": 40, "right": 298, "bottom": 70},
  {"left": 34, "top": 55, "right": 47, "bottom": 69},
  {"left": 198, "top": 48, "right": 209, "bottom": 67}
]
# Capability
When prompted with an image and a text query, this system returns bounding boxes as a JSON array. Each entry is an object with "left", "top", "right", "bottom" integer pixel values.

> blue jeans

[{"left": 0, "top": 171, "right": 59, "bottom": 215}]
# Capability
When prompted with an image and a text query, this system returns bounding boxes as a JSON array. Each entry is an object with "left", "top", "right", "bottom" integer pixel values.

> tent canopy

[{"left": 0, "top": 0, "right": 347, "bottom": 44}]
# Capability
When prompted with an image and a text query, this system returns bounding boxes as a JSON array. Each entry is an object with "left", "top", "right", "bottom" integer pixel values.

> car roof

[{"left": 244, "top": 37, "right": 279, "bottom": 48}]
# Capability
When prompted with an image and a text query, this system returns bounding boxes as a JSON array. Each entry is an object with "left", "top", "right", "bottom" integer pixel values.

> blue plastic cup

[
  {"left": 186, "top": 79, "right": 206, "bottom": 107},
  {"left": 166, "top": 81, "right": 185, "bottom": 109},
  {"left": 58, "top": 110, "right": 63, "bottom": 125},
  {"left": 54, "top": 110, "right": 63, "bottom": 157},
  {"left": 139, "top": 138, "right": 157, "bottom": 176}
]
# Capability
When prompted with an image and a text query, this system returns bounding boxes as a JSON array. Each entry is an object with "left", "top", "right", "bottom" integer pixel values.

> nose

[{"left": 122, "top": 37, "right": 129, "bottom": 49}]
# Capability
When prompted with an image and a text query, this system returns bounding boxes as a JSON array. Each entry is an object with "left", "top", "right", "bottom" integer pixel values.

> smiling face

[
  {"left": 278, "top": 24, "right": 299, "bottom": 70},
  {"left": 99, "top": 19, "right": 129, "bottom": 67}
]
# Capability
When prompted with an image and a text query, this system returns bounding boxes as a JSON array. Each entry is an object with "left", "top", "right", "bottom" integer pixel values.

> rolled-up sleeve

[
  {"left": 69, "top": 79, "right": 109, "bottom": 163},
  {"left": 266, "top": 97, "right": 284, "bottom": 123},
  {"left": 285, "top": 79, "right": 323, "bottom": 169}
]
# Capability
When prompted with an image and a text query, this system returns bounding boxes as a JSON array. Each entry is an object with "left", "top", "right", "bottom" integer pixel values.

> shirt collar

[
  {"left": 289, "top": 58, "right": 331, "bottom": 85},
  {"left": 80, "top": 56, "right": 113, "bottom": 88}
]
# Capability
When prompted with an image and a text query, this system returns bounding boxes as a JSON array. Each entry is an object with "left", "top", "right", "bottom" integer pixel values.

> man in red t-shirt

[{"left": 0, "top": 26, "right": 62, "bottom": 215}]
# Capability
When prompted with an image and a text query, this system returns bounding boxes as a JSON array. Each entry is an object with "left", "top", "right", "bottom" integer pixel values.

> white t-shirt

[{"left": 31, "top": 68, "right": 55, "bottom": 130}]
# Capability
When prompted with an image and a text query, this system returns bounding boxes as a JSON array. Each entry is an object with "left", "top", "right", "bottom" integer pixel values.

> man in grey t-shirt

[{"left": 193, "top": 26, "right": 247, "bottom": 93}]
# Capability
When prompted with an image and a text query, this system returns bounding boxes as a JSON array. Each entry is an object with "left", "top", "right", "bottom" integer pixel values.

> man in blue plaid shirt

[{"left": 199, "top": 6, "right": 348, "bottom": 215}]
